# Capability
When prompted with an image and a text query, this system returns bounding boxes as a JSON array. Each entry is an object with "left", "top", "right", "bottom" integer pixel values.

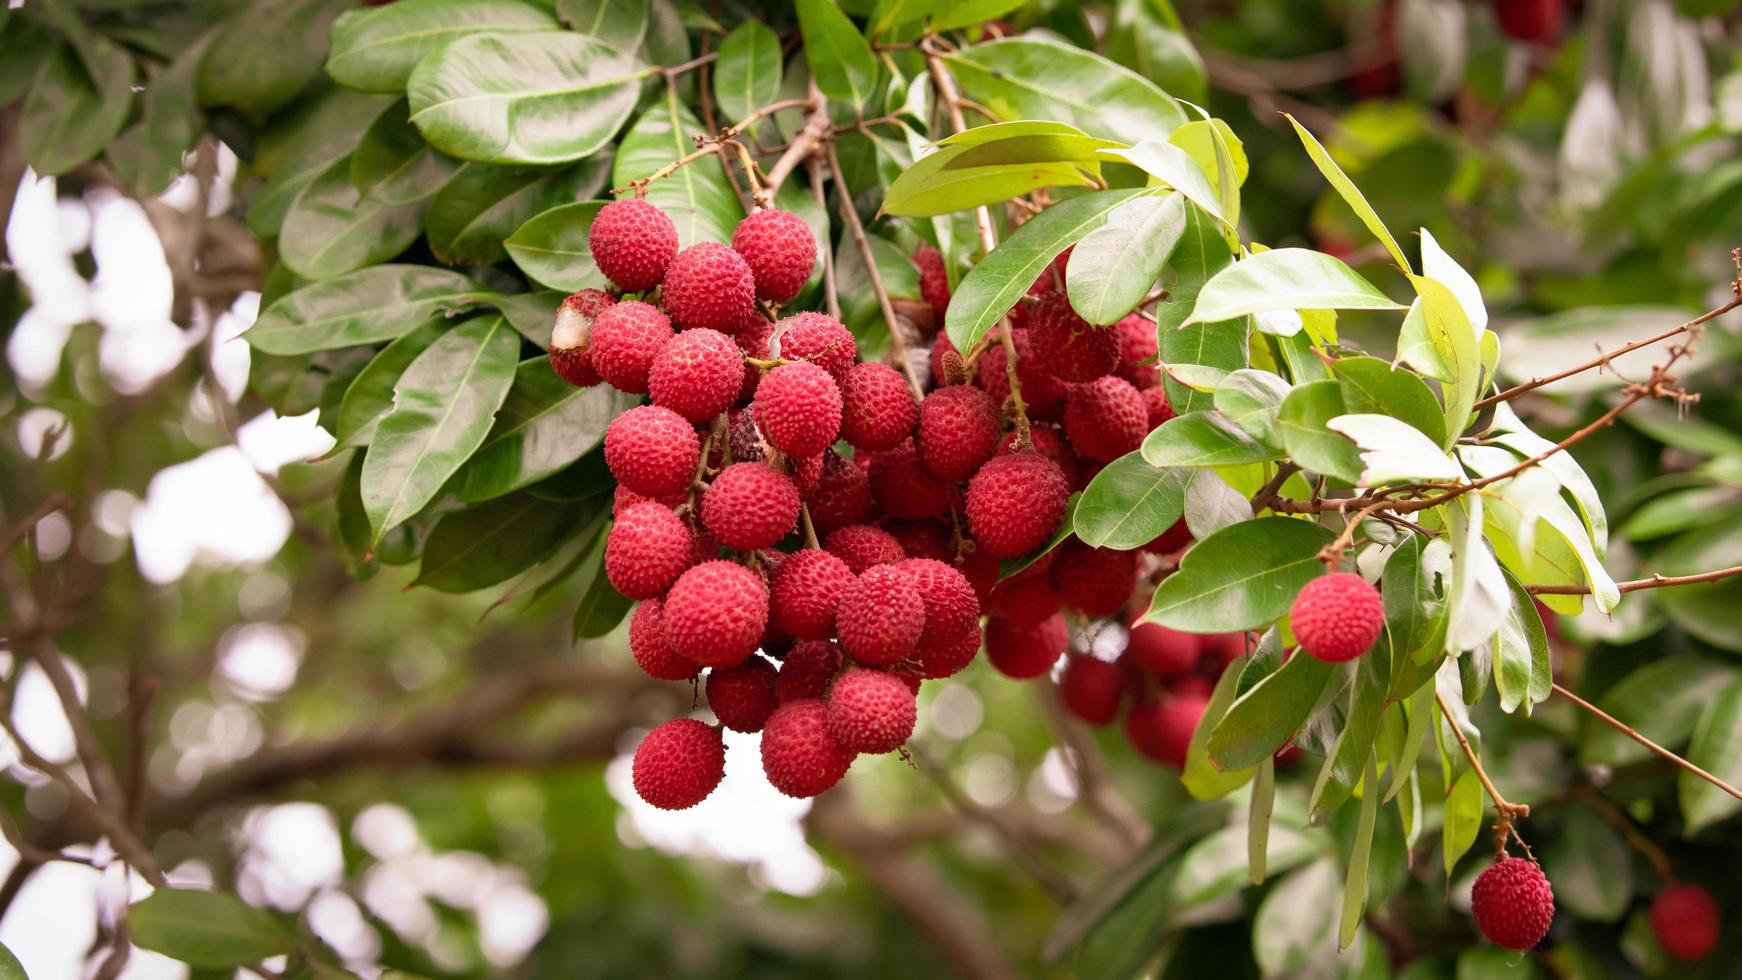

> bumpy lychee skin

[
  {"left": 663, "top": 242, "right": 756, "bottom": 331},
  {"left": 1124, "top": 695, "right": 1205, "bottom": 767},
  {"left": 663, "top": 560, "right": 768, "bottom": 668},
  {"left": 1290, "top": 572, "right": 1385, "bottom": 663},
  {"left": 629, "top": 599, "right": 700, "bottom": 681},
  {"left": 979, "top": 327, "right": 1068, "bottom": 419},
  {"left": 732, "top": 209, "right": 817, "bottom": 302},
  {"left": 701, "top": 462, "right": 800, "bottom": 551},
  {"left": 840, "top": 362, "right": 919, "bottom": 452},
  {"left": 706, "top": 656, "right": 779, "bottom": 733},
  {"left": 1170, "top": 675, "right": 1215, "bottom": 700},
  {"left": 836, "top": 565, "right": 927, "bottom": 667},
  {"left": 985, "top": 611, "right": 1069, "bottom": 678},
  {"left": 916, "top": 384, "right": 1002, "bottom": 482},
  {"left": 755, "top": 361, "right": 843, "bottom": 458},
  {"left": 997, "top": 424, "right": 1081, "bottom": 488},
  {"left": 901, "top": 558, "right": 981, "bottom": 648},
  {"left": 915, "top": 244, "right": 951, "bottom": 316},
  {"left": 604, "top": 405, "right": 702, "bottom": 498},
  {"left": 761, "top": 699, "right": 854, "bottom": 798},
  {"left": 1064, "top": 375, "right": 1149, "bottom": 463},
  {"left": 589, "top": 199, "right": 678, "bottom": 293},
  {"left": 824, "top": 524, "right": 906, "bottom": 575},
  {"left": 1651, "top": 883, "right": 1720, "bottom": 960},
  {"left": 1114, "top": 312, "right": 1160, "bottom": 388},
  {"left": 1028, "top": 291, "right": 1120, "bottom": 382},
  {"left": 827, "top": 668, "right": 917, "bottom": 754},
  {"left": 989, "top": 574, "right": 1063, "bottom": 628},
  {"left": 772, "top": 312, "right": 856, "bottom": 381},
  {"left": 887, "top": 520, "right": 951, "bottom": 562},
  {"left": 1471, "top": 857, "right": 1556, "bottom": 950},
  {"left": 965, "top": 453, "right": 1070, "bottom": 558},
  {"left": 867, "top": 441, "right": 955, "bottom": 520},
  {"left": 648, "top": 327, "right": 745, "bottom": 423},
  {"left": 548, "top": 288, "right": 615, "bottom": 387},
  {"left": 1125, "top": 620, "right": 1199, "bottom": 677},
  {"left": 1061, "top": 655, "right": 1124, "bottom": 727},
  {"left": 631, "top": 718, "right": 724, "bottom": 810},
  {"left": 590, "top": 301, "right": 675, "bottom": 394},
  {"left": 777, "top": 640, "right": 843, "bottom": 702},
  {"left": 930, "top": 332, "right": 964, "bottom": 387},
  {"left": 604, "top": 502, "right": 692, "bottom": 600},
  {"left": 918, "top": 626, "right": 981, "bottom": 678},
  {"left": 802, "top": 451, "right": 874, "bottom": 534},
  {"left": 769, "top": 548, "right": 855, "bottom": 641},
  {"left": 1052, "top": 542, "right": 1137, "bottom": 618},
  {"left": 1141, "top": 385, "right": 1177, "bottom": 430}
]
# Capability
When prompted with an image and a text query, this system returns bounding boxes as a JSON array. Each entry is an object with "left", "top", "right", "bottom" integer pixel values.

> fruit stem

[
  {"left": 822, "top": 137, "right": 926, "bottom": 401},
  {"left": 800, "top": 503, "right": 820, "bottom": 550},
  {"left": 1435, "top": 689, "right": 1533, "bottom": 860}
]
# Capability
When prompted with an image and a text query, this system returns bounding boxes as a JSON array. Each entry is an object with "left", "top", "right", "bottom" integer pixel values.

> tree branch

[
  {"left": 1525, "top": 564, "right": 1742, "bottom": 596},
  {"left": 1552, "top": 682, "right": 1742, "bottom": 802}
]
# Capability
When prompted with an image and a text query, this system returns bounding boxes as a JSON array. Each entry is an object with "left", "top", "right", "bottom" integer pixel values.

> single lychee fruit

[
  {"left": 589, "top": 300, "right": 674, "bottom": 394},
  {"left": 604, "top": 502, "right": 692, "bottom": 600},
  {"left": 1051, "top": 542, "right": 1137, "bottom": 618},
  {"left": 589, "top": 198, "right": 679, "bottom": 293},
  {"left": 914, "top": 244, "right": 951, "bottom": 316},
  {"left": 916, "top": 626, "right": 980, "bottom": 679},
  {"left": 1651, "top": 883, "right": 1719, "bottom": 960},
  {"left": 984, "top": 611, "right": 1069, "bottom": 679},
  {"left": 631, "top": 718, "right": 724, "bottom": 810},
  {"left": 997, "top": 424, "right": 1081, "bottom": 488},
  {"left": 901, "top": 557, "right": 981, "bottom": 650},
  {"left": 1290, "top": 572, "right": 1385, "bottom": 663},
  {"left": 701, "top": 461, "right": 800, "bottom": 551},
  {"left": 663, "top": 560, "right": 768, "bottom": 668},
  {"left": 1114, "top": 313, "right": 1160, "bottom": 389},
  {"left": 769, "top": 548, "right": 855, "bottom": 641},
  {"left": 548, "top": 288, "right": 615, "bottom": 387},
  {"left": 957, "top": 546, "right": 1002, "bottom": 604},
  {"left": 706, "top": 656, "right": 779, "bottom": 733},
  {"left": 978, "top": 327, "right": 1068, "bottom": 419},
  {"left": 965, "top": 453, "right": 1070, "bottom": 558},
  {"left": 867, "top": 440, "right": 955, "bottom": 520},
  {"left": 604, "top": 405, "right": 702, "bottom": 498},
  {"left": 916, "top": 384, "right": 1002, "bottom": 482},
  {"left": 1064, "top": 375, "right": 1149, "bottom": 463},
  {"left": 824, "top": 524, "right": 907, "bottom": 574},
  {"left": 1061, "top": 655, "right": 1124, "bottom": 727},
  {"left": 1471, "top": 857, "right": 1555, "bottom": 950},
  {"left": 1170, "top": 674, "right": 1215, "bottom": 700},
  {"left": 802, "top": 451, "right": 874, "bottom": 534},
  {"left": 754, "top": 360, "right": 843, "bottom": 458},
  {"left": 662, "top": 242, "right": 756, "bottom": 331},
  {"left": 647, "top": 327, "right": 745, "bottom": 423},
  {"left": 1028, "top": 291, "right": 1120, "bottom": 382},
  {"left": 836, "top": 565, "right": 927, "bottom": 667},
  {"left": 1125, "top": 620, "right": 1199, "bottom": 677},
  {"left": 1496, "top": 0, "right": 1563, "bottom": 44},
  {"left": 839, "top": 362, "right": 919, "bottom": 452},
  {"left": 988, "top": 574, "right": 1063, "bottom": 627},
  {"left": 827, "top": 668, "right": 917, "bottom": 754},
  {"left": 1141, "top": 386, "right": 1177, "bottom": 430},
  {"left": 772, "top": 312, "right": 856, "bottom": 381},
  {"left": 1125, "top": 695, "right": 1205, "bottom": 767},
  {"left": 777, "top": 640, "right": 843, "bottom": 702},
  {"left": 612, "top": 484, "right": 688, "bottom": 516},
  {"left": 629, "top": 599, "right": 700, "bottom": 681},
  {"left": 732, "top": 209, "right": 817, "bottom": 302},
  {"left": 761, "top": 699, "right": 854, "bottom": 798}
]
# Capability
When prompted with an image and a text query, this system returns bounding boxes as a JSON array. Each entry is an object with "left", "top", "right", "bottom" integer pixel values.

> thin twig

[
  {"left": 1552, "top": 682, "right": 1742, "bottom": 802},
  {"left": 807, "top": 159, "right": 842, "bottom": 321},
  {"left": 1435, "top": 690, "right": 1531, "bottom": 857},
  {"left": 1249, "top": 463, "right": 1301, "bottom": 515},
  {"left": 1525, "top": 564, "right": 1742, "bottom": 596},
  {"left": 822, "top": 138, "right": 926, "bottom": 399}
]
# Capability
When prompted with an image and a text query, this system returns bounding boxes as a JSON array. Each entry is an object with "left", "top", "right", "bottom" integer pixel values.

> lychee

[
  {"left": 824, "top": 524, "right": 906, "bottom": 574},
  {"left": 1028, "top": 291, "right": 1120, "bottom": 382},
  {"left": 589, "top": 198, "right": 678, "bottom": 293},
  {"left": 984, "top": 611, "right": 1068, "bottom": 679},
  {"left": 1063, "top": 375, "right": 1149, "bottom": 463},
  {"left": 839, "top": 362, "right": 918, "bottom": 452},
  {"left": 901, "top": 557, "right": 981, "bottom": 650},
  {"left": 754, "top": 360, "right": 843, "bottom": 458},
  {"left": 732, "top": 209, "right": 817, "bottom": 302},
  {"left": 662, "top": 560, "right": 768, "bottom": 668},
  {"left": 590, "top": 300, "right": 675, "bottom": 394},
  {"left": 915, "top": 626, "right": 981, "bottom": 679},
  {"left": 1471, "top": 857, "right": 1555, "bottom": 950},
  {"left": 662, "top": 242, "right": 756, "bottom": 331},
  {"left": 1198, "top": 632, "right": 1249, "bottom": 675},
  {"left": 1061, "top": 655, "right": 1124, "bottom": 727},
  {"left": 706, "top": 656, "right": 779, "bottom": 733},
  {"left": 1144, "top": 517, "right": 1192, "bottom": 555},
  {"left": 1170, "top": 675, "right": 1214, "bottom": 700},
  {"left": 1290, "top": 572, "right": 1385, "bottom": 663},
  {"left": 776, "top": 640, "right": 843, "bottom": 702},
  {"left": 1125, "top": 620, "right": 1199, "bottom": 677},
  {"left": 988, "top": 574, "right": 1063, "bottom": 627},
  {"left": 769, "top": 548, "right": 855, "bottom": 641},
  {"left": 997, "top": 424, "right": 1081, "bottom": 488},
  {"left": 965, "top": 453, "right": 1070, "bottom": 558},
  {"left": 1125, "top": 695, "right": 1205, "bottom": 766},
  {"left": 1114, "top": 313, "right": 1160, "bottom": 389},
  {"left": 827, "top": 668, "right": 917, "bottom": 754},
  {"left": 801, "top": 451, "right": 874, "bottom": 534},
  {"left": 867, "top": 440, "right": 955, "bottom": 520},
  {"left": 701, "top": 461, "right": 799, "bottom": 550},
  {"left": 1141, "top": 385, "right": 1177, "bottom": 430},
  {"left": 978, "top": 327, "right": 1067, "bottom": 418},
  {"left": 629, "top": 599, "right": 700, "bottom": 681},
  {"left": 772, "top": 312, "right": 856, "bottom": 381},
  {"left": 836, "top": 564, "right": 927, "bottom": 667},
  {"left": 886, "top": 520, "right": 951, "bottom": 562},
  {"left": 548, "top": 288, "right": 614, "bottom": 387},
  {"left": 1651, "top": 883, "right": 1719, "bottom": 960},
  {"left": 631, "top": 718, "right": 724, "bottom": 810},
  {"left": 604, "top": 501, "right": 692, "bottom": 600},
  {"left": 916, "top": 384, "right": 1002, "bottom": 482},
  {"left": 604, "top": 405, "right": 701, "bottom": 498},
  {"left": 914, "top": 244, "right": 951, "bottom": 316},
  {"left": 648, "top": 327, "right": 745, "bottom": 423},
  {"left": 1052, "top": 541, "right": 1137, "bottom": 618},
  {"left": 761, "top": 699, "right": 854, "bottom": 798}
]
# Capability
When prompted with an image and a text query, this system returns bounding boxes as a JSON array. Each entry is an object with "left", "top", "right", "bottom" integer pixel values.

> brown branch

[
  {"left": 1249, "top": 463, "right": 1301, "bottom": 515},
  {"left": 761, "top": 81, "right": 831, "bottom": 199},
  {"left": 807, "top": 158, "right": 842, "bottom": 321},
  {"left": 1031, "top": 680, "right": 1148, "bottom": 856},
  {"left": 822, "top": 138, "right": 926, "bottom": 400},
  {"left": 1552, "top": 682, "right": 1742, "bottom": 802},
  {"left": 1525, "top": 564, "right": 1742, "bottom": 596},
  {"left": 1435, "top": 690, "right": 1530, "bottom": 857},
  {"left": 0, "top": 491, "right": 71, "bottom": 553}
]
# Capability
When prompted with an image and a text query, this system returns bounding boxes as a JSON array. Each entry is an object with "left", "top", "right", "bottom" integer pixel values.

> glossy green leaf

[
  {"left": 1170, "top": 819, "right": 1323, "bottom": 909},
  {"left": 1284, "top": 114, "right": 1411, "bottom": 273},
  {"left": 614, "top": 93, "right": 743, "bottom": 248},
  {"left": 1146, "top": 517, "right": 1335, "bottom": 634},
  {"left": 282, "top": 156, "right": 429, "bottom": 280},
  {"left": 1073, "top": 453, "right": 1190, "bottom": 551},
  {"left": 931, "top": 0, "right": 1028, "bottom": 31},
  {"left": 1330, "top": 355, "right": 1448, "bottom": 449},
  {"left": 1248, "top": 755, "right": 1275, "bottom": 884},
  {"left": 0, "top": 18, "right": 52, "bottom": 106},
  {"left": 1101, "top": 141, "right": 1227, "bottom": 227},
  {"left": 362, "top": 315, "right": 520, "bottom": 546},
  {"left": 558, "top": 0, "right": 648, "bottom": 52},
  {"left": 714, "top": 20, "right": 782, "bottom": 127},
  {"left": 1154, "top": 205, "right": 1245, "bottom": 415},
  {"left": 333, "top": 319, "right": 449, "bottom": 450},
  {"left": 426, "top": 156, "right": 609, "bottom": 265},
  {"left": 198, "top": 0, "right": 351, "bottom": 115},
  {"left": 1253, "top": 859, "right": 1337, "bottom": 976},
  {"left": 505, "top": 201, "right": 609, "bottom": 291},
  {"left": 248, "top": 90, "right": 399, "bottom": 237},
  {"left": 1381, "top": 537, "right": 1449, "bottom": 702},
  {"left": 1494, "top": 571, "right": 1551, "bottom": 715},
  {"left": 1543, "top": 807, "right": 1632, "bottom": 921},
  {"left": 943, "top": 37, "right": 1186, "bottom": 142},
  {"left": 0, "top": 941, "right": 23, "bottom": 980},
  {"left": 129, "top": 889, "right": 293, "bottom": 968},
  {"left": 351, "top": 103, "right": 460, "bottom": 205},
  {"left": 1182, "top": 653, "right": 1256, "bottom": 800},
  {"left": 248, "top": 265, "right": 489, "bottom": 355},
  {"left": 452, "top": 360, "right": 637, "bottom": 502},
  {"left": 327, "top": 0, "right": 558, "bottom": 92},
  {"left": 408, "top": 32, "right": 653, "bottom": 165},
  {"left": 1406, "top": 275, "right": 1482, "bottom": 442},
  {"left": 1211, "top": 369, "right": 1290, "bottom": 447},
  {"left": 1206, "top": 650, "right": 1334, "bottom": 770},
  {"left": 883, "top": 121, "right": 1119, "bottom": 218},
  {"left": 1442, "top": 767, "right": 1482, "bottom": 876},
  {"left": 1187, "top": 248, "right": 1404, "bottom": 326},
  {"left": 1066, "top": 193, "right": 1188, "bottom": 325},
  {"left": 1276, "top": 380, "right": 1363, "bottom": 484},
  {"left": 413, "top": 493, "right": 579, "bottom": 592},
  {"left": 107, "top": 35, "right": 210, "bottom": 195},
  {"left": 20, "top": 42, "right": 135, "bottom": 176},
  {"left": 796, "top": 0, "right": 877, "bottom": 107},
  {"left": 1338, "top": 752, "right": 1380, "bottom": 949},
  {"left": 1312, "top": 643, "right": 1389, "bottom": 819},
  {"left": 1141, "top": 411, "right": 1283, "bottom": 468},
  {"left": 481, "top": 290, "right": 567, "bottom": 346},
  {"left": 1682, "top": 675, "right": 1742, "bottom": 834}
]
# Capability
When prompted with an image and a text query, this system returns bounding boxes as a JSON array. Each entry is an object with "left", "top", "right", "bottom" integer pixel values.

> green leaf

[
  {"left": 1284, "top": 114, "right": 1411, "bottom": 273},
  {"left": 572, "top": 532, "right": 633, "bottom": 639},
  {"left": 1211, "top": 369, "right": 1291, "bottom": 447},
  {"left": 1186, "top": 248, "right": 1404, "bottom": 326},
  {"left": 1253, "top": 859, "right": 1338, "bottom": 976},
  {"left": 480, "top": 290, "right": 567, "bottom": 346},
  {"left": 452, "top": 360, "right": 637, "bottom": 502},
  {"left": 1073, "top": 453, "right": 1190, "bottom": 550},
  {"left": 327, "top": 0, "right": 559, "bottom": 93},
  {"left": 362, "top": 315, "right": 520, "bottom": 546},
  {"left": 946, "top": 188, "right": 1151, "bottom": 352},
  {"left": 247, "top": 265, "right": 489, "bottom": 355},
  {"left": 129, "top": 889, "right": 294, "bottom": 968},
  {"left": 1406, "top": 275, "right": 1482, "bottom": 442},
  {"left": 558, "top": 0, "right": 649, "bottom": 53},
  {"left": 1489, "top": 403, "right": 1607, "bottom": 557},
  {"left": 0, "top": 18, "right": 52, "bottom": 106},
  {"left": 796, "top": 0, "right": 877, "bottom": 107},
  {"left": 1442, "top": 767, "right": 1482, "bottom": 876},
  {"left": 1381, "top": 537, "right": 1448, "bottom": 691},
  {"left": 408, "top": 32, "right": 652, "bottom": 165},
  {"left": 333, "top": 319, "right": 449, "bottom": 450},
  {"left": 351, "top": 102, "right": 460, "bottom": 206},
  {"left": 248, "top": 90, "right": 398, "bottom": 237},
  {"left": 931, "top": 0, "right": 1028, "bottom": 31},
  {"left": 20, "top": 41, "right": 135, "bottom": 176},
  {"left": 505, "top": 201, "right": 609, "bottom": 291},
  {"left": 943, "top": 37, "right": 1186, "bottom": 142},
  {"left": 1543, "top": 807, "right": 1632, "bottom": 921},
  {"left": 1579, "top": 655, "right": 1736, "bottom": 767},
  {"left": 1312, "top": 643, "right": 1389, "bottom": 819},
  {"left": 1146, "top": 517, "right": 1336, "bottom": 634},
  {"left": 1140, "top": 411, "right": 1282, "bottom": 468},
  {"left": 1066, "top": 193, "right": 1188, "bottom": 325},
  {"left": 107, "top": 35, "right": 210, "bottom": 195},
  {"left": 714, "top": 20, "right": 781, "bottom": 127},
  {"left": 0, "top": 941, "right": 23, "bottom": 980},
  {"left": 1248, "top": 755, "right": 1275, "bottom": 884},
  {"left": 1101, "top": 141, "right": 1227, "bottom": 227},
  {"left": 198, "top": 0, "right": 351, "bottom": 116},
  {"left": 413, "top": 492, "right": 579, "bottom": 592},
  {"left": 1493, "top": 570, "right": 1551, "bottom": 715},
  {"left": 1681, "top": 675, "right": 1742, "bottom": 834},
  {"left": 1206, "top": 650, "right": 1334, "bottom": 770},
  {"left": 1276, "top": 380, "right": 1363, "bottom": 484},
  {"left": 1326, "top": 414, "right": 1461, "bottom": 485},
  {"left": 426, "top": 157, "right": 609, "bottom": 265},
  {"left": 1338, "top": 752, "right": 1380, "bottom": 950},
  {"left": 614, "top": 93, "right": 743, "bottom": 248},
  {"left": 1154, "top": 204, "right": 1244, "bottom": 416},
  {"left": 1330, "top": 355, "right": 1448, "bottom": 449},
  {"left": 883, "top": 121, "right": 1119, "bottom": 218},
  {"left": 1182, "top": 653, "right": 1257, "bottom": 800},
  {"left": 281, "top": 156, "right": 429, "bottom": 281},
  {"left": 1170, "top": 820, "right": 1322, "bottom": 908},
  {"left": 1169, "top": 118, "right": 1244, "bottom": 220}
]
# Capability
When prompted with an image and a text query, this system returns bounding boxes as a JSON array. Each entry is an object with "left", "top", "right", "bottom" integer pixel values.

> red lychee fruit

[
  {"left": 1170, "top": 675, "right": 1214, "bottom": 700},
  {"left": 914, "top": 244, "right": 951, "bottom": 316},
  {"left": 590, "top": 300, "right": 674, "bottom": 394},
  {"left": 984, "top": 611, "right": 1069, "bottom": 679},
  {"left": 1651, "top": 883, "right": 1719, "bottom": 960},
  {"left": 988, "top": 574, "right": 1063, "bottom": 627},
  {"left": 662, "top": 242, "right": 756, "bottom": 331},
  {"left": 1061, "top": 655, "right": 1124, "bottom": 727},
  {"left": 663, "top": 560, "right": 768, "bottom": 668},
  {"left": 701, "top": 461, "right": 799, "bottom": 551},
  {"left": 754, "top": 360, "right": 843, "bottom": 458},
  {"left": 772, "top": 311, "right": 856, "bottom": 381},
  {"left": 631, "top": 717, "right": 724, "bottom": 810},
  {"left": 1141, "top": 385, "right": 1176, "bottom": 430},
  {"left": 648, "top": 327, "right": 745, "bottom": 423},
  {"left": 761, "top": 699, "right": 854, "bottom": 798},
  {"left": 965, "top": 453, "right": 1070, "bottom": 558},
  {"left": 1198, "top": 632, "right": 1250, "bottom": 675},
  {"left": 1144, "top": 517, "right": 1192, "bottom": 555},
  {"left": 629, "top": 599, "right": 700, "bottom": 681},
  {"left": 1125, "top": 695, "right": 1205, "bottom": 766},
  {"left": 604, "top": 404, "right": 701, "bottom": 498},
  {"left": 827, "top": 668, "right": 918, "bottom": 754},
  {"left": 1052, "top": 541, "right": 1137, "bottom": 618},
  {"left": 1495, "top": 0, "right": 1563, "bottom": 45},
  {"left": 916, "top": 626, "right": 981, "bottom": 679},
  {"left": 604, "top": 501, "right": 692, "bottom": 600},
  {"left": 836, "top": 565, "right": 927, "bottom": 667},
  {"left": 916, "top": 384, "right": 1002, "bottom": 482},
  {"left": 706, "top": 656, "right": 779, "bottom": 733},
  {"left": 777, "top": 640, "right": 843, "bottom": 702},
  {"left": 824, "top": 524, "right": 907, "bottom": 574},
  {"left": 901, "top": 557, "right": 981, "bottom": 660},
  {"left": 769, "top": 548, "right": 855, "bottom": 641},
  {"left": 802, "top": 450, "right": 874, "bottom": 534},
  {"left": 548, "top": 288, "right": 614, "bottom": 387},
  {"left": 1063, "top": 375, "right": 1149, "bottom": 463},
  {"left": 1290, "top": 572, "right": 1385, "bottom": 663},
  {"left": 1114, "top": 313, "right": 1160, "bottom": 389},
  {"left": 732, "top": 313, "right": 773, "bottom": 404},
  {"left": 589, "top": 198, "right": 678, "bottom": 293},
  {"left": 839, "top": 362, "right": 919, "bottom": 452},
  {"left": 1028, "top": 291, "right": 1120, "bottom": 382},
  {"left": 1125, "top": 620, "right": 1199, "bottom": 677},
  {"left": 612, "top": 484, "right": 687, "bottom": 516},
  {"left": 997, "top": 425, "right": 1081, "bottom": 488},
  {"left": 1471, "top": 857, "right": 1555, "bottom": 950},
  {"left": 732, "top": 209, "right": 816, "bottom": 302},
  {"left": 979, "top": 327, "right": 1067, "bottom": 419},
  {"left": 867, "top": 440, "right": 955, "bottom": 520}
]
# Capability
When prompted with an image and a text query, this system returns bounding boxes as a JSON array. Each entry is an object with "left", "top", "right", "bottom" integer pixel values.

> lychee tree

[{"left": 2, "top": 0, "right": 1741, "bottom": 976}]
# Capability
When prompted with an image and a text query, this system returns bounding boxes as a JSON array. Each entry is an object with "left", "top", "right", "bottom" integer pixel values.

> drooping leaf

[
  {"left": 1186, "top": 248, "right": 1405, "bottom": 325},
  {"left": 1543, "top": 807, "right": 1632, "bottom": 921},
  {"left": 1338, "top": 752, "right": 1380, "bottom": 949},
  {"left": 1206, "top": 650, "right": 1335, "bottom": 770},
  {"left": 1066, "top": 192, "right": 1188, "bottom": 325},
  {"left": 1248, "top": 755, "right": 1275, "bottom": 884},
  {"left": 1445, "top": 495, "right": 1509, "bottom": 654},
  {"left": 413, "top": 492, "right": 581, "bottom": 592},
  {"left": 1406, "top": 274, "right": 1483, "bottom": 442},
  {"left": 1211, "top": 369, "right": 1291, "bottom": 447},
  {"left": 1182, "top": 653, "right": 1257, "bottom": 800},
  {"left": 1494, "top": 570, "right": 1551, "bottom": 715},
  {"left": 943, "top": 37, "right": 1186, "bottom": 142},
  {"left": 1252, "top": 859, "right": 1338, "bottom": 976},
  {"left": 247, "top": 265, "right": 489, "bottom": 355},
  {"left": 1101, "top": 141, "right": 1227, "bottom": 227},
  {"left": 572, "top": 531, "right": 634, "bottom": 639},
  {"left": 883, "top": 120, "right": 1120, "bottom": 218},
  {"left": 1074, "top": 453, "right": 1190, "bottom": 551},
  {"left": 505, "top": 201, "right": 609, "bottom": 291},
  {"left": 1146, "top": 516, "right": 1336, "bottom": 633},
  {"left": 1311, "top": 641, "right": 1390, "bottom": 819},
  {"left": 129, "top": 889, "right": 294, "bottom": 968},
  {"left": 1284, "top": 114, "right": 1411, "bottom": 273},
  {"left": 333, "top": 319, "right": 449, "bottom": 450},
  {"left": 1327, "top": 414, "right": 1461, "bottom": 485},
  {"left": 795, "top": 0, "right": 877, "bottom": 107},
  {"left": 1169, "top": 821, "right": 1323, "bottom": 909},
  {"left": 281, "top": 156, "right": 429, "bottom": 280},
  {"left": 452, "top": 360, "right": 638, "bottom": 502}
]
